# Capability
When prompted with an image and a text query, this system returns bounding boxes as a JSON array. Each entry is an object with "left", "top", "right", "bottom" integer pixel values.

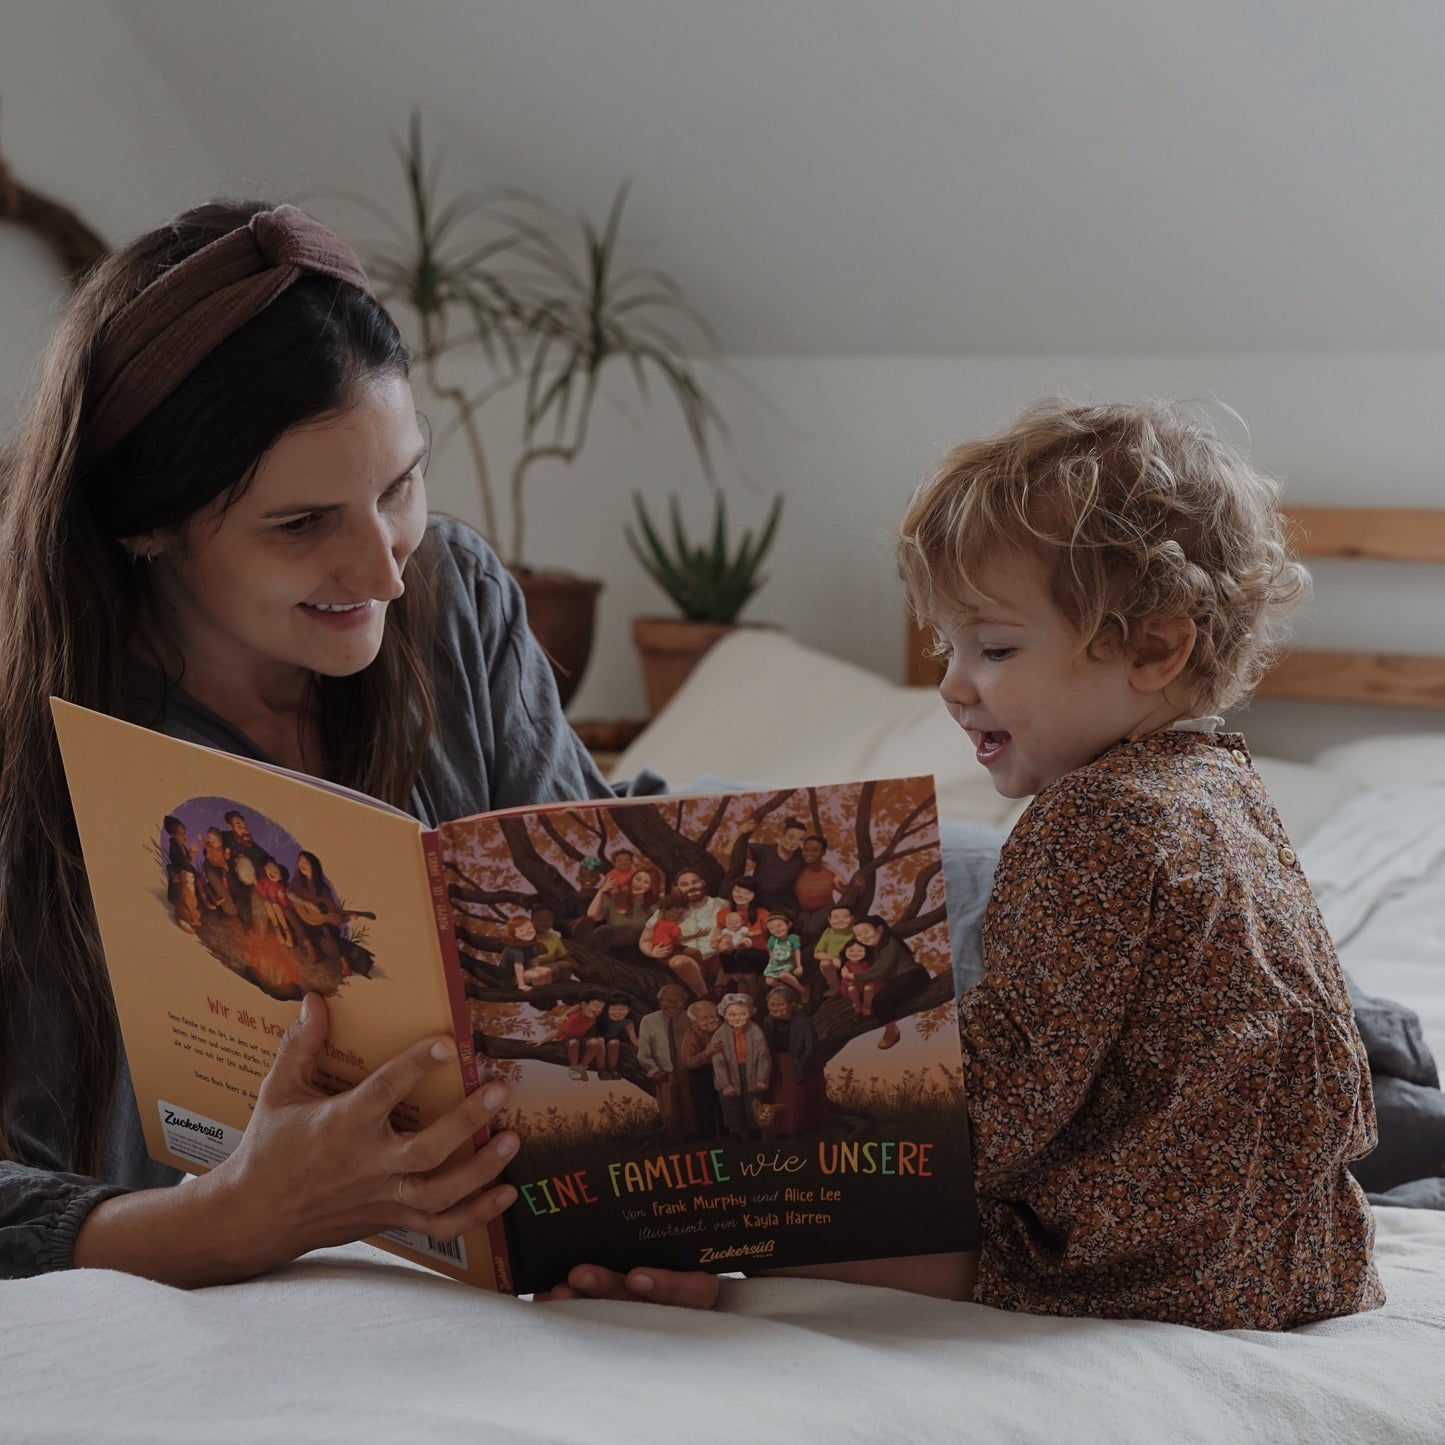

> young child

[
  {"left": 597, "top": 993, "right": 641, "bottom": 1080},
  {"left": 550, "top": 991, "right": 608, "bottom": 1081},
  {"left": 649, "top": 893, "right": 688, "bottom": 958},
  {"left": 717, "top": 910, "right": 754, "bottom": 952},
  {"left": 762, "top": 912, "right": 806, "bottom": 998},
  {"left": 895, "top": 398, "right": 1383, "bottom": 1329},
  {"left": 603, "top": 849, "right": 639, "bottom": 892},
  {"left": 254, "top": 858, "right": 299, "bottom": 949},
  {"left": 838, "top": 938, "right": 878, "bottom": 1014},
  {"left": 812, "top": 903, "right": 855, "bottom": 993}
]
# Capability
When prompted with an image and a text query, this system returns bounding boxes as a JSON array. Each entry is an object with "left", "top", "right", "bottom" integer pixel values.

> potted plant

[
  {"left": 625, "top": 491, "right": 784, "bottom": 714},
  {"left": 359, "top": 114, "right": 728, "bottom": 706}
]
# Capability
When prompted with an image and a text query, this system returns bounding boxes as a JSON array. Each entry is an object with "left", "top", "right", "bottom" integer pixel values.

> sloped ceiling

[{"left": 109, "top": 0, "right": 1445, "bottom": 355}]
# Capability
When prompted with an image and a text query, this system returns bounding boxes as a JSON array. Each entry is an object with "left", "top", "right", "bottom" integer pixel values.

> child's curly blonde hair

[{"left": 897, "top": 399, "right": 1310, "bottom": 712}]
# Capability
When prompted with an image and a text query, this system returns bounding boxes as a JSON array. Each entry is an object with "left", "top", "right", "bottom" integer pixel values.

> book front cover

[
  {"left": 52, "top": 701, "right": 500, "bottom": 1289},
  {"left": 438, "top": 777, "right": 978, "bottom": 1293}
]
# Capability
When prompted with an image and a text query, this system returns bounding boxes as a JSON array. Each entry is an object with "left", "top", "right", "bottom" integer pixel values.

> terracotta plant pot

[
  {"left": 632, "top": 617, "right": 780, "bottom": 716},
  {"left": 515, "top": 571, "right": 604, "bottom": 709}
]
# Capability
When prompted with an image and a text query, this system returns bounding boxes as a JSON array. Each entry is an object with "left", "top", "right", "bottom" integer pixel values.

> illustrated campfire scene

[
  {"left": 441, "top": 780, "right": 964, "bottom": 1176},
  {"left": 155, "top": 797, "right": 377, "bottom": 1002}
]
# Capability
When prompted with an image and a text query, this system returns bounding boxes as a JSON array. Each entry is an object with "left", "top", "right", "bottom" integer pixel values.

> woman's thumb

[{"left": 266, "top": 990, "right": 328, "bottom": 1094}]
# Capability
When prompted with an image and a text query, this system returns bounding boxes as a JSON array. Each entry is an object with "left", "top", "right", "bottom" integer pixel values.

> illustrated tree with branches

[{"left": 444, "top": 781, "right": 953, "bottom": 1093}]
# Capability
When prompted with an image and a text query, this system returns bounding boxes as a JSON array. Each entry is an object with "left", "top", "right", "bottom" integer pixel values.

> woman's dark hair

[
  {"left": 295, "top": 850, "right": 331, "bottom": 893},
  {"left": 0, "top": 200, "right": 438, "bottom": 1174}
]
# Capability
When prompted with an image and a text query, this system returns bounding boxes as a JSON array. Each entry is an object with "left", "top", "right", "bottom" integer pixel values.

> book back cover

[{"left": 52, "top": 700, "right": 502, "bottom": 1289}]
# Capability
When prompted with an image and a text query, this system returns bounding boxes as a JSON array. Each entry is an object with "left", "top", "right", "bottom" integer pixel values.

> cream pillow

[
  {"left": 609, "top": 631, "right": 1017, "bottom": 827},
  {"left": 1313, "top": 733, "right": 1445, "bottom": 789}
]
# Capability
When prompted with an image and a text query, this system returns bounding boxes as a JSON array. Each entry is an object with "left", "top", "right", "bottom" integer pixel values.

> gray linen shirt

[{"left": 0, "top": 516, "right": 655, "bottom": 1277}]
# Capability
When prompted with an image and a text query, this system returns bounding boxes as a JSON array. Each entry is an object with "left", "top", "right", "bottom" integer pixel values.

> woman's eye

[
  {"left": 277, "top": 512, "right": 325, "bottom": 536},
  {"left": 382, "top": 471, "right": 418, "bottom": 506}
]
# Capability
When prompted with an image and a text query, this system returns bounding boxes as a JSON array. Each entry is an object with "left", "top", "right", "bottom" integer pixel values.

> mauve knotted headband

[{"left": 82, "top": 205, "right": 374, "bottom": 461}]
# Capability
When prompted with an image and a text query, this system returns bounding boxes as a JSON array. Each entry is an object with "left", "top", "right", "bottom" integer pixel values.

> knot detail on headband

[{"left": 83, "top": 204, "right": 374, "bottom": 461}]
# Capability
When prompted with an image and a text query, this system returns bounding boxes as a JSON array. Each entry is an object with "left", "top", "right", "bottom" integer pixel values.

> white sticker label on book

[
  {"left": 381, "top": 1226, "right": 469, "bottom": 1269},
  {"left": 157, "top": 1100, "right": 243, "bottom": 1169}
]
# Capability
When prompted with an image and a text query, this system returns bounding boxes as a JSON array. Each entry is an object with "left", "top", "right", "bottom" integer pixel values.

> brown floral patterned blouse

[{"left": 960, "top": 730, "right": 1385, "bottom": 1330}]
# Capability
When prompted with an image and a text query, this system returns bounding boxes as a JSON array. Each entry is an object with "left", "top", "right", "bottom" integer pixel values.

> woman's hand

[
  {"left": 74, "top": 992, "right": 518, "bottom": 1287},
  {"left": 200, "top": 992, "right": 517, "bottom": 1278},
  {"left": 535, "top": 1263, "right": 721, "bottom": 1310}
]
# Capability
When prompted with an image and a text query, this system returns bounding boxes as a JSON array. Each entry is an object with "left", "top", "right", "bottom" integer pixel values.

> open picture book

[{"left": 53, "top": 699, "right": 977, "bottom": 1294}]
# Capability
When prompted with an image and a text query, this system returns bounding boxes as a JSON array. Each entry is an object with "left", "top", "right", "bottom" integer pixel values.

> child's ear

[{"left": 1128, "top": 615, "right": 1196, "bottom": 695}]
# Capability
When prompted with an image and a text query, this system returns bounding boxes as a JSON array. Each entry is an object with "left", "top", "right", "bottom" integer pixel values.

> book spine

[{"left": 419, "top": 829, "right": 515, "bottom": 1294}]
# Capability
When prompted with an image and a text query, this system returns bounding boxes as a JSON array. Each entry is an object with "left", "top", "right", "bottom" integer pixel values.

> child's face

[
  {"left": 264, "top": 861, "right": 281, "bottom": 880},
  {"left": 614, "top": 851, "right": 633, "bottom": 868},
  {"left": 723, "top": 1003, "right": 751, "bottom": 1028},
  {"left": 828, "top": 907, "right": 852, "bottom": 931},
  {"left": 515, "top": 920, "right": 536, "bottom": 941},
  {"left": 664, "top": 905, "right": 685, "bottom": 921},
  {"left": 207, "top": 829, "right": 223, "bottom": 845},
  {"left": 801, "top": 838, "right": 824, "bottom": 864},
  {"left": 607, "top": 1003, "right": 628, "bottom": 1021},
  {"left": 934, "top": 555, "right": 1180, "bottom": 798},
  {"left": 725, "top": 911, "right": 743, "bottom": 928},
  {"left": 583, "top": 998, "right": 606, "bottom": 1016},
  {"left": 532, "top": 911, "right": 553, "bottom": 933},
  {"left": 844, "top": 941, "right": 867, "bottom": 963},
  {"left": 767, "top": 916, "right": 789, "bottom": 937}
]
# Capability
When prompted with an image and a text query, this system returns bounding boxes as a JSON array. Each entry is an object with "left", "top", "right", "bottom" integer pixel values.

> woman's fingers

[
  {"left": 392, "top": 1126, "right": 519, "bottom": 1216},
  {"left": 396, "top": 1082, "right": 511, "bottom": 1175},
  {"left": 539, "top": 1263, "right": 721, "bottom": 1310},
  {"left": 258, "top": 991, "right": 329, "bottom": 1101},
  {"left": 349, "top": 1032, "right": 464, "bottom": 1119}
]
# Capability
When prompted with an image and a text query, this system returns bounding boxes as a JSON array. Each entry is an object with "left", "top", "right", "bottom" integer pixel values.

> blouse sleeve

[
  {"left": 0, "top": 1161, "right": 127, "bottom": 1278},
  {"left": 422, "top": 519, "right": 667, "bottom": 818},
  {"left": 961, "top": 786, "right": 1161, "bottom": 1188}
]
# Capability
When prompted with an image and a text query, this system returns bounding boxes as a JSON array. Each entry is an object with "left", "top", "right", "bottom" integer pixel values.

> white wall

[
  {"left": 421, "top": 351, "right": 1445, "bottom": 761},
  {"left": 0, "top": 0, "right": 224, "bottom": 417},
  {"left": 4, "top": 6, "right": 1441, "bottom": 766}
]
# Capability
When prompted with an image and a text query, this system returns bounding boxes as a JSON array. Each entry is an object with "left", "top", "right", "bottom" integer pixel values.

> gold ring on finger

[{"left": 395, "top": 1173, "right": 412, "bottom": 1208}]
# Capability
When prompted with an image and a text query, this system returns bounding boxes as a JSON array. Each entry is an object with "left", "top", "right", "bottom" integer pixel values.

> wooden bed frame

[{"left": 904, "top": 507, "right": 1445, "bottom": 709}]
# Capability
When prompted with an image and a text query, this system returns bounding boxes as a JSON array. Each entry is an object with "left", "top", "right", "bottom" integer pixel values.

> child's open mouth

[{"left": 976, "top": 731, "right": 1011, "bottom": 766}]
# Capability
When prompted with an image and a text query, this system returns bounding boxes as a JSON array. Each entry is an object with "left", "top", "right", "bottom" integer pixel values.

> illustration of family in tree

[
  {"left": 157, "top": 801, "right": 375, "bottom": 1001},
  {"left": 443, "top": 779, "right": 958, "bottom": 1153}
]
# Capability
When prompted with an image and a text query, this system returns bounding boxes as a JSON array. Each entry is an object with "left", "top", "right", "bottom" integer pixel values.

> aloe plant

[{"left": 626, "top": 493, "right": 783, "bottom": 623}]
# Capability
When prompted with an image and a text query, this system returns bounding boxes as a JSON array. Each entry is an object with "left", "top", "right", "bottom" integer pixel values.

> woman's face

[
  {"left": 732, "top": 883, "right": 755, "bottom": 910},
  {"left": 143, "top": 373, "right": 428, "bottom": 697},
  {"left": 296, "top": 854, "right": 314, "bottom": 881},
  {"left": 852, "top": 921, "right": 882, "bottom": 947},
  {"left": 630, "top": 870, "right": 654, "bottom": 897}
]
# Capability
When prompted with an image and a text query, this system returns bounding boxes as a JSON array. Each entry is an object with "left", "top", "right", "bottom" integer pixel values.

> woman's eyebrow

[{"left": 258, "top": 448, "right": 428, "bottom": 518}]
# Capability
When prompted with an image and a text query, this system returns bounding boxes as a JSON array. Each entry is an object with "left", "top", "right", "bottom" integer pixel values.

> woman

[
  {"left": 849, "top": 915, "right": 932, "bottom": 1050},
  {"left": 0, "top": 201, "right": 709, "bottom": 1304},
  {"left": 760, "top": 988, "right": 829, "bottom": 1136},
  {"left": 581, "top": 865, "right": 659, "bottom": 956},
  {"left": 713, "top": 875, "right": 769, "bottom": 993}
]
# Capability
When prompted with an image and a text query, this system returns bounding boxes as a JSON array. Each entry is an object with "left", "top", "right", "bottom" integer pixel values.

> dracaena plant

[
  {"left": 625, "top": 492, "right": 783, "bottom": 624},
  {"left": 359, "top": 112, "right": 727, "bottom": 570}
]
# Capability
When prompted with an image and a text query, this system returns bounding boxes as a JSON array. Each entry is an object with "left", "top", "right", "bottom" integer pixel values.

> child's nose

[{"left": 938, "top": 657, "right": 979, "bottom": 707}]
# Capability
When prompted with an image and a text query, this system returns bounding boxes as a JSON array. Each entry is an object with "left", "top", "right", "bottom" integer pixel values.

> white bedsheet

[
  {"left": 5, "top": 1207, "right": 1444, "bottom": 1445},
  {"left": 1301, "top": 783, "right": 1445, "bottom": 1066}
]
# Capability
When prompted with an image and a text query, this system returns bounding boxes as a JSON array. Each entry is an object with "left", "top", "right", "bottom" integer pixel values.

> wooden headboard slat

[
  {"left": 1283, "top": 507, "right": 1445, "bottom": 562},
  {"left": 903, "top": 506, "right": 1445, "bottom": 710},
  {"left": 1253, "top": 651, "right": 1445, "bottom": 710}
]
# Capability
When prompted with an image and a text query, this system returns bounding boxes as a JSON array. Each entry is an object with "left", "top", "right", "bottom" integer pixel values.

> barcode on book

[{"left": 381, "top": 1226, "right": 468, "bottom": 1269}]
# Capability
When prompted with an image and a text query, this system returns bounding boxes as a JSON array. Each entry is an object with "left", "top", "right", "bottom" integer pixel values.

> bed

[{"left": 7, "top": 510, "right": 1445, "bottom": 1444}]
